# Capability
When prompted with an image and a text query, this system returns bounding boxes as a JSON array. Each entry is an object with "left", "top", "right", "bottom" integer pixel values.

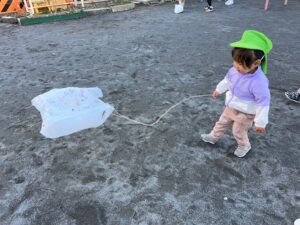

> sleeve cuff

[{"left": 254, "top": 122, "right": 266, "bottom": 128}]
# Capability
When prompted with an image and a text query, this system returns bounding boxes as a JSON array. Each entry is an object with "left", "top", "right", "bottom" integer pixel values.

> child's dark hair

[{"left": 232, "top": 47, "right": 264, "bottom": 68}]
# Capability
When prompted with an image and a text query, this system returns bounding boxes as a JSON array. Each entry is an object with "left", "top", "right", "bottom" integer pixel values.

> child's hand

[
  {"left": 212, "top": 91, "right": 221, "bottom": 98},
  {"left": 255, "top": 127, "right": 265, "bottom": 133}
]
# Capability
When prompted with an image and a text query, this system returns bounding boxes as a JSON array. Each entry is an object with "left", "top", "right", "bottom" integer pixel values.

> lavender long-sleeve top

[{"left": 216, "top": 66, "right": 271, "bottom": 128}]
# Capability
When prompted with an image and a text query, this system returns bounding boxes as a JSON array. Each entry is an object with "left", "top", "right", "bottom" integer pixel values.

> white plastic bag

[
  {"left": 174, "top": 4, "right": 184, "bottom": 14},
  {"left": 31, "top": 87, "right": 114, "bottom": 139}
]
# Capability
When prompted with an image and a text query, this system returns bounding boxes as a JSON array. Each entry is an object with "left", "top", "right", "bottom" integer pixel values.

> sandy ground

[{"left": 0, "top": 0, "right": 300, "bottom": 224}]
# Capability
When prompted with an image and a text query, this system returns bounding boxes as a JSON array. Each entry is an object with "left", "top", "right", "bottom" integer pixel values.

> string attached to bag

[
  {"left": 113, "top": 94, "right": 211, "bottom": 127},
  {"left": 29, "top": 89, "right": 211, "bottom": 138}
]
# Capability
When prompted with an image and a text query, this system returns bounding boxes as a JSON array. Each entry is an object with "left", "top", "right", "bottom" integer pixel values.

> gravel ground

[{"left": 0, "top": 0, "right": 300, "bottom": 224}]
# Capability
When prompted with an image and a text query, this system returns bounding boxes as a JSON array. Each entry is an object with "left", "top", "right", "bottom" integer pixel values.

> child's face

[{"left": 233, "top": 60, "right": 260, "bottom": 74}]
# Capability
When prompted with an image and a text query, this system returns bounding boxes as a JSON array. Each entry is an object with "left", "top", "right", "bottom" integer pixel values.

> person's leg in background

[{"left": 204, "top": 0, "right": 214, "bottom": 12}]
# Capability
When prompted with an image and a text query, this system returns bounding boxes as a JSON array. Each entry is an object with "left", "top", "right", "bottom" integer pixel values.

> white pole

[
  {"left": 23, "top": 0, "right": 30, "bottom": 13},
  {"left": 27, "top": 0, "right": 35, "bottom": 15}
]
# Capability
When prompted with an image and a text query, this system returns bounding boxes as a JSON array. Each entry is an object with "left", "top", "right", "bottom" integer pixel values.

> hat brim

[{"left": 229, "top": 41, "right": 265, "bottom": 52}]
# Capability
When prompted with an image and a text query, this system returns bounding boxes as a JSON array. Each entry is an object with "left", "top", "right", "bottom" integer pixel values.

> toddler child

[{"left": 201, "top": 30, "right": 273, "bottom": 157}]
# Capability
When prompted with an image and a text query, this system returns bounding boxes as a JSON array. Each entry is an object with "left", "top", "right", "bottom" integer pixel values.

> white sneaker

[
  {"left": 204, "top": 5, "right": 214, "bottom": 12},
  {"left": 225, "top": 0, "right": 234, "bottom": 5},
  {"left": 174, "top": 4, "right": 184, "bottom": 14},
  {"left": 201, "top": 134, "right": 217, "bottom": 144},
  {"left": 234, "top": 145, "right": 251, "bottom": 158}
]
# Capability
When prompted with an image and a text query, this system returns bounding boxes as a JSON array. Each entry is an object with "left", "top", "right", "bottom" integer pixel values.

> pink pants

[{"left": 210, "top": 107, "right": 255, "bottom": 148}]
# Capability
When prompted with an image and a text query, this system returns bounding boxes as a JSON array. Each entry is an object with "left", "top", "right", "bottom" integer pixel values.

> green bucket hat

[{"left": 230, "top": 30, "right": 273, "bottom": 74}]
